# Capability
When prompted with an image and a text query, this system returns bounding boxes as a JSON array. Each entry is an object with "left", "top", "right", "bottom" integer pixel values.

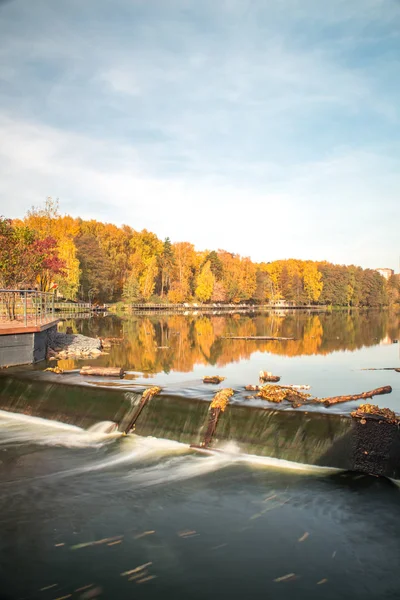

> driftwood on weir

[
  {"left": 256, "top": 385, "right": 311, "bottom": 408},
  {"left": 203, "top": 376, "right": 226, "bottom": 384},
  {"left": 317, "top": 385, "right": 392, "bottom": 407},
  {"left": 80, "top": 366, "right": 125, "bottom": 378},
  {"left": 245, "top": 384, "right": 310, "bottom": 392},
  {"left": 200, "top": 388, "right": 234, "bottom": 448},
  {"left": 124, "top": 386, "right": 161, "bottom": 434},
  {"left": 221, "top": 336, "right": 294, "bottom": 341},
  {"left": 361, "top": 368, "right": 400, "bottom": 372},
  {"left": 45, "top": 366, "right": 64, "bottom": 374},
  {"left": 253, "top": 384, "right": 392, "bottom": 409},
  {"left": 351, "top": 403, "right": 398, "bottom": 423},
  {"left": 259, "top": 371, "right": 280, "bottom": 382}
]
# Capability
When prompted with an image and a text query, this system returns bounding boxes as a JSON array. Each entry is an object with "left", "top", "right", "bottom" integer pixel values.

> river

[{"left": 0, "top": 309, "right": 399, "bottom": 599}]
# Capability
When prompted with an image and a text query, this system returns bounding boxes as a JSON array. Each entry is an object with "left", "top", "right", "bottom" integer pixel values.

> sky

[{"left": 0, "top": 0, "right": 399, "bottom": 270}]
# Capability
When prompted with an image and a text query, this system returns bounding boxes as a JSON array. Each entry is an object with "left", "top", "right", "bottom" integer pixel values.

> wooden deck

[{"left": 0, "top": 318, "right": 59, "bottom": 336}]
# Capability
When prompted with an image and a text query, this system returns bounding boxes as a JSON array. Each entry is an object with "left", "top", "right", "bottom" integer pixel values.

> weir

[{"left": 0, "top": 371, "right": 400, "bottom": 478}]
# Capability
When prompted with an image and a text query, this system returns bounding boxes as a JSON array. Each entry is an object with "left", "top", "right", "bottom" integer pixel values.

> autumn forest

[{"left": 1, "top": 198, "right": 399, "bottom": 307}]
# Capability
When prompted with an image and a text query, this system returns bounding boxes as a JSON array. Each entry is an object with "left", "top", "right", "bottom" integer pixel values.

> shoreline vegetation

[{"left": 1, "top": 197, "right": 399, "bottom": 308}]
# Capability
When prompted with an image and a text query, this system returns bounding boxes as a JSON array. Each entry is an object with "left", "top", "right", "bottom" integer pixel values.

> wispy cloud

[{"left": 0, "top": 0, "right": 399, "bottom": 268}]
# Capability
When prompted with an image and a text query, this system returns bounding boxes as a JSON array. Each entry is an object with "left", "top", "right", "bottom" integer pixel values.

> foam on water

[
  {"left": 0, "top": 410, "right": 121, "bottom": 448},
  {"left": 124, "top": 448, "right": 233, "bottom": 488},
  {"left": 0, "top": 411, "right": 342, "bottom": 477},
  {"left": 195, "top": 442, "right": 341, "bottom": 475}
]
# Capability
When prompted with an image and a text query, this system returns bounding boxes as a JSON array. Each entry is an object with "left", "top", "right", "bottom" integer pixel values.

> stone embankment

[{"left": 47, "top": 330, "right": 104, "bottom": 360}]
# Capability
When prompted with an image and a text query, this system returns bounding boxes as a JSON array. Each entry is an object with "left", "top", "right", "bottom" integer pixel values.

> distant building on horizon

[{"left": 376, "top": 268, "right": 394, "bottom": 280}]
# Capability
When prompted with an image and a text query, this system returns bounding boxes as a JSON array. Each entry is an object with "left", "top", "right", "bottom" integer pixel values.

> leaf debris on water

[
  {"left": 332, "top": 551, "right": 337, "bottom": 558},
  {"left": 178, "top": 530, "right": 198, "bottom": 538},
  {"left": 75, "top": 584, "right": 94, "bottom": 592},
  {"left": 136, "top": 575, "right": 157, "bottom": 584},
  {"left": 211, "top": 543, "right": 228, "bottom": 550},
  {"left": 274, "top": 573, "right": 296, "bottom": 583},
  {"left": 317, "top": 579, "right": 328, "bottom": 585},
  {"left": 128, "top": 572, "right": 149, "bottom": 581},
  {"left": 40, "top": 584, "right": 58, "bottom": 591},
  {"left": 79, "top": 586, "right": 103, "bottom": 598},
  {"left": 121, "top": 562, "right": 152, "bottom": 577},
  {"left": 134, "top": 530, "right": 155, "bottom": 539},
  {"left": 71, "top": 535, "right": 123, "bottom": 550},
  {"left": 263, "top": 494, "right": 277, "bottom": 502},
  {"left": 298, "top": 532, "right": 309, "bottom": 542}
]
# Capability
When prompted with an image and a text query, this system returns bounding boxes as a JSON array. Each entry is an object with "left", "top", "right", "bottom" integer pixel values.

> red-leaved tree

[{"left": 0, "top": 217, "right": 65, "bottom": 289}]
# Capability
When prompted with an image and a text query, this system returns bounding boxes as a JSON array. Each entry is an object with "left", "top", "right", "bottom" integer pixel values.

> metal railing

[
  {"left": 0, "top": 290, "right": 56, "bottom": 326},
  {"left": 54, "top": 301, "right": 92, "bottom": 312}
]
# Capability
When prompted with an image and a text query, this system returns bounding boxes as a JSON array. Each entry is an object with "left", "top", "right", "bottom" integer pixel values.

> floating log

[
  {"left": 200, "top": 388, "right": 234, "bottom": 447},
  {"left": 221, "top": 336, "right": 294, "bottom": 341},
  {"left": 361, "top": 368, "right": 400, "bottom": 372},
  {"left": 124, "top": 386, "right": 161, "bottom": 433},
  {"left": 351, "top": 403, "right": 398, "bottom": 423},
  {"left": 259, "top": 371, "right": 280, "bottom": 382},
  {"left": 80, "top": 366, "right": 125, "bottom": 378},
  {"left": 203, "top": 376, "right": 226, "bottom": 384},
  {"left": 318, "top": 386, "right": 392, "bottom": 407}
]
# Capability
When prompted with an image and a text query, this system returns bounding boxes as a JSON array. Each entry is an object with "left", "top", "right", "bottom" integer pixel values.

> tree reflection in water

[{"left": 58, "top": 310, "right": 399, "bottom": 374}]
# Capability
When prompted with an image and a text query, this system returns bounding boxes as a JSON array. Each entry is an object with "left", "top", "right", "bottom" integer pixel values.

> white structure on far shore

[{"left": 376, "top": 268, "right": 394, "bottom": 280}]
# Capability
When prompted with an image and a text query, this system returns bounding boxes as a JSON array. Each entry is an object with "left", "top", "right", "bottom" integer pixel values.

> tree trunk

[{"left": 80, "top": 366, "right": 124, "bottom": 377}]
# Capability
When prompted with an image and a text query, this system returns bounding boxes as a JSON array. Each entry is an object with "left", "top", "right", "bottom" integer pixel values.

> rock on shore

[{"left": 47, "top": 330, "right": 103, "bottom": 360}]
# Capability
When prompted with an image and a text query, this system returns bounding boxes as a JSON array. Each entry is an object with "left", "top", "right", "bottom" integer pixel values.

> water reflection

[{"left": 58, "top": 310, "right": 399, "bottom": 374}]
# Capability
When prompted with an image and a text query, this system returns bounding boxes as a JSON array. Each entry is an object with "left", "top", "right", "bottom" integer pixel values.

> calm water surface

[
  {"left": 57, "top": 310, "right": 400, "bottom": 411},
  {"left": 1, "top": 310, "right": 400, "bottom": 599}
]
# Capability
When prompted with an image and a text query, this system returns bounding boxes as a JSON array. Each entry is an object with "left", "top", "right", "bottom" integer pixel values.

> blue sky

[{"left": 0, "top": 0, "right": 399, "bottom": 269}]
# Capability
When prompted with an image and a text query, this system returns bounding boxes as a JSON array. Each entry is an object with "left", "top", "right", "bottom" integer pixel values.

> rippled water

[{"left": 1, "top": 310, "right": 400, "bottom": 598}]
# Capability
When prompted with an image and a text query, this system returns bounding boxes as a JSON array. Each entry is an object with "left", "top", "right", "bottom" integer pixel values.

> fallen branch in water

[
  {"left": 361, "top": 368, "right": 400, "bottom": 372},
  {"left": 203, "top": 376, "right": 226, "bottom": 384},
  {"left": 210, "top": 388, "right": 234, "bottom": 412},
  {"left": 259, "top": 371, "right": 281, "bottom": 382},
  {"left": 256, "top": 385, "right": 311, "bottom": 407},
  {"left": 221, "top": 336, "right": 294, "bottom": 341},
  {"left": 124, "top": 386, "right": 162, "bottom": 433},
  {"left": 254, "top": 384, "right": 392, "bottom": 408},
  {"left": 245, "top": 384, "right": 310, "bottom": 392},
  {"left": 198, "top": 388, "right": 234, "bottom": 448},
  {"left": 317, "top": 385, "right": 392, "bottom": 407},
  {"left": 80, "top": 366, "right": 125, "bottom": 378}
]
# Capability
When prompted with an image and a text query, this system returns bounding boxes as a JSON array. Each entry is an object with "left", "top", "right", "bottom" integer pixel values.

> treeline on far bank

[{"left": 2, "top": 198, "right": 398, "bottom": 308}]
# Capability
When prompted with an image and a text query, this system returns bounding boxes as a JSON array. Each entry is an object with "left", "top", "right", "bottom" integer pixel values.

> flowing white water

[
  {"left": 0, "top": 410, "right": 121, "bottom": 448},
  {"left": 0, "top": 410, "right": 341, "bottom": 482}
]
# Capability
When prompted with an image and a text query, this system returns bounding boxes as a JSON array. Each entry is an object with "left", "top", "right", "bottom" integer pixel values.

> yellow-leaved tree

[
  {"left": 303, "top": 262, "right": 323, "bottom": 303},
  {"left": 195, "top": 261, "right": 215, "bottom": 302}
]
